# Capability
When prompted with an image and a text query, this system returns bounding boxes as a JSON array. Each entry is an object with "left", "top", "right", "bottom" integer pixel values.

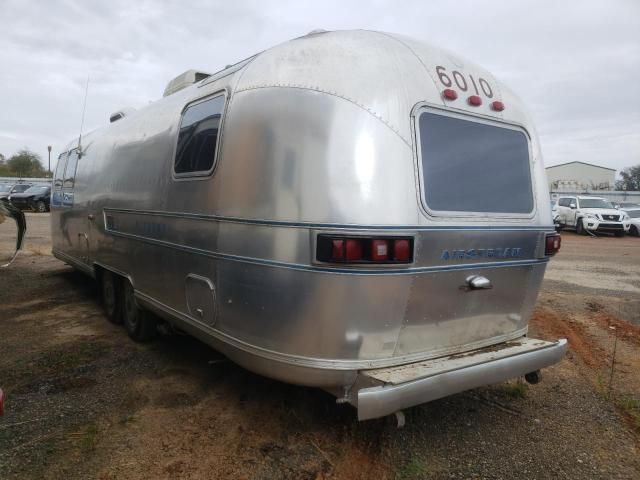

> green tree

[
  {"left": 615, "top": 165, "right": 640, "bottom": 191},
  {"left": 7, "top": 149, "right": 46, "bottom": 177},
  {"left": 0, "top": 153, "right": 8, "bottom": 176}
]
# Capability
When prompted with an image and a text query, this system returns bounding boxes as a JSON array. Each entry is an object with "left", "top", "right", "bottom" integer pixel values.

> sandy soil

[{"left": 0, "top": 216, "right": 638, "bottom": 479}]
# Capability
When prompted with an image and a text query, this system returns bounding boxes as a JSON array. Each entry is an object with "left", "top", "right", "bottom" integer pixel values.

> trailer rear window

[
  {"left": 418, "top": 112, "right": 533, "bottom": 214},
  {"left": 174, "top": 95, "right": 225, "bottom": 176}
]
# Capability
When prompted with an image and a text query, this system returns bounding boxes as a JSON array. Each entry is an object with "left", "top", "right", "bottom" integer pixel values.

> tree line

[
  {"left": 616, "top": 165, "right": 640, "bottom": 191},
  {"left": 0, "top": 150, "right": 50, "bottom": 178}
]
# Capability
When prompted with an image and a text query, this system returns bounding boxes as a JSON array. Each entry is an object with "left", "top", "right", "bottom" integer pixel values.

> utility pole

[{"left": 47, "top": 145, "right": 52, "bottom": 177}]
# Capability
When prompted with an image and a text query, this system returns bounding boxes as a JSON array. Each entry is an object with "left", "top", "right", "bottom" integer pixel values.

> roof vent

[
  {"left": 306, "top": 29, "right": 328, "bottom": 35},
  {"left": 109, "top": 107, "right": 136, "bottom": 123},
  {"left": 163, "top": 69, "right": 212, "bottom": 97}
]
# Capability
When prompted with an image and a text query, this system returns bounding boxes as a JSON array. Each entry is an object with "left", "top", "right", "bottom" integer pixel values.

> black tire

[
  {"left": 35, "top": 201, "right": 47, "bottom": 213},
  {"left": 631, "top": 225, "right": 639, "bottom": 237},
  {"left": 575, "top": 219, "right": 585, "bottom": 235},
  {"left": 101, "top": 270, "right": 123, "bottom": 324},
  {"left": 122, "top": 280, "right": 156, "bottom": 342}
]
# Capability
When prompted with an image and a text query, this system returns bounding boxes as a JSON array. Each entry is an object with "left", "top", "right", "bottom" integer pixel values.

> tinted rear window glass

[
  {"left": 174, "top": 95, "right": 224, "bottom": 175},
  {"left": 418, "top": 112, "right": 533, "bottom": 214}
]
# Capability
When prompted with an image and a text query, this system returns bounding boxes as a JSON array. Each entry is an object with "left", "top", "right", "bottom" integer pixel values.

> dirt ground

[{"left": 1, "top": 214, "right": 639, "bottom": 479}]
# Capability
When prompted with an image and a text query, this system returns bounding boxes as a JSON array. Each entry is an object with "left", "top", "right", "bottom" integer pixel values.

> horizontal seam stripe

[
  {"left": 105, "top": 228, "right": 548, "bottom": 275},
  {"left": 103, "top": 208, "right": 555, "bottom": 231}
]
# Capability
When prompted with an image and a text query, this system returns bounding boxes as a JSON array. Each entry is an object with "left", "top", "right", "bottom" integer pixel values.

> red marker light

[
  {"left": 442, "top": 89, "right": 458, "bottom": 100},
  {"left": 491, "top": 101, "right": 505, "bottom": 111},
  {"left": 468, "top": 95, "right": 482, "bottom": 106}
]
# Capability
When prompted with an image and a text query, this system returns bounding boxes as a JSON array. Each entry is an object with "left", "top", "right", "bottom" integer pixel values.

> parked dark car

[
  {"left": 9, "top": 184, "right": 51, "bottom": 212},
  {"left": 0, "top": 183, "right": 32, "bottom": 201}
]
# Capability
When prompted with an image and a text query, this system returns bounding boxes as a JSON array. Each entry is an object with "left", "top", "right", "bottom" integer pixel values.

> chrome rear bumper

[{"left": 356, "top": 337, "right": 567, "bottom": 421}]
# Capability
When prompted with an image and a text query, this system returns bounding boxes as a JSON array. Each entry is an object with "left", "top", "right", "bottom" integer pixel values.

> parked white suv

[
  {"left": 555, "top": 196, "right": 630, "bottom": 237},
  {"left": 622, "top": 207, "right": 640, "bottom": 237}
]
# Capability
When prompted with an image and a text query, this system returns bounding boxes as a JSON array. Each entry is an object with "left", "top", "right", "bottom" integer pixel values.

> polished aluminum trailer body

[{"left": 51, "top": 30, "right": 565, "bottom": 420}]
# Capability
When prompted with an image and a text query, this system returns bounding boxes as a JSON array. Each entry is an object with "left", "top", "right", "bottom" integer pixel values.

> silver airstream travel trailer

[{"left": 51, "top": 30, "right": 566, "bottom": 421}]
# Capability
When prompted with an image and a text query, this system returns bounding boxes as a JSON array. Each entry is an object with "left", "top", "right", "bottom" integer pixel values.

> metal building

[{"left": 546, "top": 161, "right": 615, "bottom": 191}]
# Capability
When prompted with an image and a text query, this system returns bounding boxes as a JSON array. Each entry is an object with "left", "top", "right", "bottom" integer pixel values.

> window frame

[
  {"left": 54, "top": 152, "right": 68, "bottom": 189},
  {"left": 411, "top": 104, "right": 537, "bottom": 220},
  {"left": 172, "top": 90, "right": 228, "bottom": 181},
  {"left": 63, "top": 148, "right": 80, "bottom": 189}
]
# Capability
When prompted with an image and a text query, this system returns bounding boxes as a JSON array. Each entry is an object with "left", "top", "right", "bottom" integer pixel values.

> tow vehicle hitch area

[{"left": 352, "top": 337, "right": 567, "bottom": 421}]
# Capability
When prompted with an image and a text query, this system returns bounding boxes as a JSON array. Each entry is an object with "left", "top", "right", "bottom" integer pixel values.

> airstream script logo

[{"left": 441, "top": 247, "right": 523, "bottom": 260}]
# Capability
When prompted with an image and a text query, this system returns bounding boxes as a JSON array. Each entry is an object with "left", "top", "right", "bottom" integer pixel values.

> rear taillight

[
  {"left": 545, "top": 233, "right": 561, "bottom": 256},
  {"left": 317, "top": 235, "right": 414, "bottom": 264}
]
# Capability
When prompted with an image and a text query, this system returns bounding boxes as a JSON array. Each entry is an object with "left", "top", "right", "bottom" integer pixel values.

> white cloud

[{"left": 1, "top": 0, "right": 638, "bottom": 174}]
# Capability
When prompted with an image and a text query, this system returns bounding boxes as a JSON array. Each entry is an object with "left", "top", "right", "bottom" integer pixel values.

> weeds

[
  {"left": 395, "top": 458, "right": 427, "bottom": 480},
  {"left": 119, "top": 415, "right": 137, "bottom": 426},
  {"left": 69, "top": 423, "right": 99, "bottom": 452},
  {"left": 501, "top": 379, "right": 528, "bottom": 399},
  {"left": 615, "top": 395, "right": 640, "bottom": 431}
]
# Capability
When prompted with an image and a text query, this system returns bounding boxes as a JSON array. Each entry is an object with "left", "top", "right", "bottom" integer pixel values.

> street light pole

[{"left": 47, "top": 145, "right": 52, "bottom": 177}]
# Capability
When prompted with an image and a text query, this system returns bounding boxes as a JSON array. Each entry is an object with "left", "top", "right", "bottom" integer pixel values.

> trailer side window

[
  {"left": 418, "top": 111, "right": 533, "bottom": 214},
  {"left": 63, "top": 150, "right": 79, "bottom": 188},
  {"left": 174, "top": 95, "right": 225, "bottom": 176},
  {"left": 54, "top": 153, "right": 67, "bottom": 188}
]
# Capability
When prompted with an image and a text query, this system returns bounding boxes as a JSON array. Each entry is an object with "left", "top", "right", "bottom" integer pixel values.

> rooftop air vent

[
  {"left": 109, "top": 107, "right": 136, "bottom": 123},
  {"left": 307, "top": 29, "right": 328, "bottom": 35},
  {"left": 163, "top": 70, "right": 212, "bottom": 97}
]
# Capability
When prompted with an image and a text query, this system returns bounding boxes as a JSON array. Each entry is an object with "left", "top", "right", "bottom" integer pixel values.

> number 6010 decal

[{"left": 435, "top": 66, "right": 493, "bottom": 98}]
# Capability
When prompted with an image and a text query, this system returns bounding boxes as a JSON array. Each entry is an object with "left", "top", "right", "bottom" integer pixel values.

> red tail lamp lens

[
  {"left": 491, "top": 101, "right": 505, "bottom": 111},
  {"left": 545, "top": 234, "right": 561, "bottom": 256},
  {"left": 442, "top": 89, "right": 458, "bottom": 100},
  {"left": 393, "top": 239, "right": 411, "bottom": 261},
  {"left": 345, "top": 239, "right": 363, "bottom": 261},
  {"left": 331, "top": 239, "right": 344, "bottom": 260},
  {"left": 317, "top": 235, "right": 413, "bottom": 264}
]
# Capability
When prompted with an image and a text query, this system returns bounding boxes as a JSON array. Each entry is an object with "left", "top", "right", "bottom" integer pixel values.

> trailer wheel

[
  {"left": 122, "top": 280, "right": 156, "bottom": 342},
  {"left": 101, "top": 270, "right": 123, "bottom": 324}
]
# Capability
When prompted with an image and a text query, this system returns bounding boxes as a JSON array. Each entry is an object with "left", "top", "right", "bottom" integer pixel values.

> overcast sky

[{"left": 1, "top": 0, "right": 638, "bottom": 175}]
